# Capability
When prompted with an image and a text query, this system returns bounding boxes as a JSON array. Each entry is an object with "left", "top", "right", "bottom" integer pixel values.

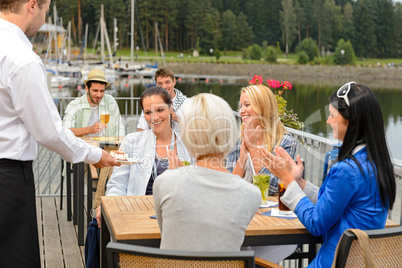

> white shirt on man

[{"left": 0, "top": 18, "right": 101, "bottom": 163}]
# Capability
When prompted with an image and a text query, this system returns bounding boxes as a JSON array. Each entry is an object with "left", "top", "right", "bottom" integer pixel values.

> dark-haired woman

[
  {"left": 95, "top": 86, "right": 192, "bottom": 226},
  {"left": 259, "top": 82, "right": 396, "bottom": 268}
]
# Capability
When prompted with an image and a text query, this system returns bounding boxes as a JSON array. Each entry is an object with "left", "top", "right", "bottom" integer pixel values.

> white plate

[{"left": 116, "top": 158, "right": 140, "bottom": 165}]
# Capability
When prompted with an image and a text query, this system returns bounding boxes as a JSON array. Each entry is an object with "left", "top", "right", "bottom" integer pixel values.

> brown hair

[
  {"left": 1, "top": 0, "right": 47, "bottom": 14},
  {"left": 154, "top": 67, "right": 175, "bottom": 82},
  {"left": 139, "top": 86, "right": 172, "bottom": 110}
]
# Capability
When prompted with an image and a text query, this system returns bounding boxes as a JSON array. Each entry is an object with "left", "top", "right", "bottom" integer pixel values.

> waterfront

[{"left": 62, "top": 77, "right": 402, "bottom": 160}]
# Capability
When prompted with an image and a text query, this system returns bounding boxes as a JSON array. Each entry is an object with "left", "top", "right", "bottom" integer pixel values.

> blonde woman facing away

[{"left": 153, "top": 93, "right": 261, "bottom": 251}]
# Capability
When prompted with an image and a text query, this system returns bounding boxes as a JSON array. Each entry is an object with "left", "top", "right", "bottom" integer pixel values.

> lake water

[{"left": 67, "top": 77, "right": 402, "bottom": 160}]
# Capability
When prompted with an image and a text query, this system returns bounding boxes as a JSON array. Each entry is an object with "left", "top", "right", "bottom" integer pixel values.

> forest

[{"left": 50, "top": 0, "right": 402, "bottom": 59}]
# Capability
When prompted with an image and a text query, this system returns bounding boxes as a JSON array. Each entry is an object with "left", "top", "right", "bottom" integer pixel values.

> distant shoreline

[{"left": 166, "top": 62, "right": 402, "bottom": 90}]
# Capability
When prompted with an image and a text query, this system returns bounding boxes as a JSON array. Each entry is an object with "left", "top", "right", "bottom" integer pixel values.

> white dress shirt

[{"left": 0, "top": 18, "right": 101, "bottom": 163}]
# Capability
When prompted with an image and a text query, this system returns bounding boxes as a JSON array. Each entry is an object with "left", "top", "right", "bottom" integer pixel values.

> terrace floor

[{"left": 37, "top": 196, "right": 86, "bottom": 268}]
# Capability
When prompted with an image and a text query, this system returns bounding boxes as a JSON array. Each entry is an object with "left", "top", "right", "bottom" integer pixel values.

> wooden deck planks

[
  {"left": 55, "top": 197, "right": 85, "bottom": 268},
  {"left": 41, "top": 197, "right": 64, "bottom": 268},
  {"left": 37, "top": 196, "right": 86, "bottom": 268},
  {"left": 36, "top": 197, "right": 45, "bottom": 268}
]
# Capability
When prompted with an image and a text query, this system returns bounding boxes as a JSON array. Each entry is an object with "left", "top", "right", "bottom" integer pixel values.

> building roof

[{"left": 38, "top": 23, "right": 66, "bottom": 33}]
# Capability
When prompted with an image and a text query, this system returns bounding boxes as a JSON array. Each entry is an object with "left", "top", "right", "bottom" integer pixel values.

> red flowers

[
  {"left": 249, "top": 75, "right": 292, "bottom": 96},
  {"left": 249, "top": 75, "right": 292, "bottom": 91},
  {"left": 249, "top": 75, "right": 263, "bottom": 85},
  {"left": 267, "top": 79, "right": 292, "bottom": 90}
]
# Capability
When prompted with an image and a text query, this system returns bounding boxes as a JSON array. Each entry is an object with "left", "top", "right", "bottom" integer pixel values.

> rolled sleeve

[{"left": 281, "top": 180, "right": 307, "bottom": 211}]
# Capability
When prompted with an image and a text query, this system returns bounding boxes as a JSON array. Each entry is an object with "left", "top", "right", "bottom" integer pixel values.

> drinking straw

[{"left": 247, "top": 152, "right": 256, "bottom": 176}]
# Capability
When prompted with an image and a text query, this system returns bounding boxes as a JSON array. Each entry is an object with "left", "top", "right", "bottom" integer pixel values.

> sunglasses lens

[{"left": 338, "top": 84, "right": 349, "bottom": 96}]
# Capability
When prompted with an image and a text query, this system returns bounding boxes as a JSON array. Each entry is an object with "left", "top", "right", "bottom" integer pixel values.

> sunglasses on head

[{"left": 337, "top": 81, "right": 356, "bottom": 107}]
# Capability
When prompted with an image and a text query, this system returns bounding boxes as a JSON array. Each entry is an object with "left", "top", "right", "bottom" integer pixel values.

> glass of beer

[
  {"left": 278, "top": 180, "right": 292, "bottom": 215},
  {"left": 253, "top": 173, "right": 270, "bottom": 205},
  {"left": 100, "top": 112, "right": 110, "bottom": 125}
]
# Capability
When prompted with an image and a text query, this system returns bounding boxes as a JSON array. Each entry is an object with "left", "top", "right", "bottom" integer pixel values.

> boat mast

[{"left": 131, "top": 0, "right": 135, "bottom": 63}]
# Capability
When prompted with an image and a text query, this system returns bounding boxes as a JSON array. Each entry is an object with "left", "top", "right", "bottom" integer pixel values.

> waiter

[{"left": 0, "top": 1, "right": 120, "bottom": 267}]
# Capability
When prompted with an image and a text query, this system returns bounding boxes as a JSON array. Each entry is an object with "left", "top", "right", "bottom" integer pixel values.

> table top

[{"left": 101, "top": 195, "right": 399, "bottom": 242}]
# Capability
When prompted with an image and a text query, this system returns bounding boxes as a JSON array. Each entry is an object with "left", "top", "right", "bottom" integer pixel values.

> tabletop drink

[
  {"left": 253, "top": 174, "right": 270, "bottom": 205},
  {"left": 278, "top": 180, "right": 292, "bottom": 215},
  {"left": 100, "top": 113, "right": 110, "bottom": 125}
]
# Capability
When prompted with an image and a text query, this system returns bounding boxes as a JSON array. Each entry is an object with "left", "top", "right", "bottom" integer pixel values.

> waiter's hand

[{"left": 93, "top": 150, "right": 121, "bottom": 168}]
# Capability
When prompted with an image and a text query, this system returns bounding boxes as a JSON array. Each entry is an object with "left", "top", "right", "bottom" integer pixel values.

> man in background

[
  {"left": 137, "top": 67, "right": 187, "bottom": 132},
  {"left": 63, "top": 68, "right": 125, "bottom": 137},
  {"left": 0, "top": 1, "right": 119, "bottom": 267}
]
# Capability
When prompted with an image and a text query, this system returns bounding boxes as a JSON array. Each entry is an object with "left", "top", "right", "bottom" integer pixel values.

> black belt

[{"left": 0, "top": 158, "right": 32, "bottom": 166}]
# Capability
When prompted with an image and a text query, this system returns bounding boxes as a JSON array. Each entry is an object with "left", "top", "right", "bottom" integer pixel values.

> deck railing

[{"left": 34, "top": 96, "right": 402, "bottom": 225}]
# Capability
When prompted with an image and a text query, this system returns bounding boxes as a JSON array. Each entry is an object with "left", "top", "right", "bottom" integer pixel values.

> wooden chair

[
  {"left": 106, "top": 242, "right": 255, "bottom": 268},
  {"left": 93, "top": 166, "right": 114, "bottom": 210},
  {"left": 332, "top": 226, "right": 402, "bottom": 268},
  {"left": 255, "top": 257, "right": 284, "bottom": 268}
]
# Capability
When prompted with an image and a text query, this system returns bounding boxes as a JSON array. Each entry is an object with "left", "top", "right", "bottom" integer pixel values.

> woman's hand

[
  {"left": 167, "top": 150, "right": 183, "bottom": 169},
  {"left": 258, "top": 147, "right": 299, "bottom": 188},
  {"left": 274, "top": 147, "right": 304, "bottom": 182},
  {"left": 243, "top": 125, "right": 264, "bottom": 150},
  {"left": 96, "top": 206, "right": 101, "bottom": 228}
]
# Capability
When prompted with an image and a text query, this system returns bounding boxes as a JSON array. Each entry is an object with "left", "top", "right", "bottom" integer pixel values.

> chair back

[
  {"left": 93, "top": 166, "right": 114, "bottom": 209},
  {"left": 332, "top": 227, "right": 402, "bottom": 268},
  {"left": 107, "top": 242, "right": 254, "bottom": 268}
]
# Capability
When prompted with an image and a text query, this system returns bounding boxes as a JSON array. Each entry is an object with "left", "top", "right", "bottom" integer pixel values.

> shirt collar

[
  {"left": 352, "top": 144, "right": 366, "bottom": 155},
  {"left": 0, "top": 18, "right": 33, "bottom": 50}
]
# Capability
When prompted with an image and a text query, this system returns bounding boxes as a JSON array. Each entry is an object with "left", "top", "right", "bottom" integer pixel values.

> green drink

[{"left": 253, "top": 174, "right": 270, "bottom": 205}]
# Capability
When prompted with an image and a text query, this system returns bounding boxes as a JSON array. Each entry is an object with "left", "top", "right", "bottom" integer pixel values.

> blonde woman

[
  {"left": 226, "top": 84, "right": 298, "bottom": 263},
  {"left": 226, "top": 84, "right": 297, "bottom": 195}
]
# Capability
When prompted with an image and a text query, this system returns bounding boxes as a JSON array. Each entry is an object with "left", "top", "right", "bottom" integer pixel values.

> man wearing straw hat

[
  {"left": 63, "top": 68, "right": 125, "bottom": 137},
  {"left": 0, "top": 1, "right": 120, "bottom": 267}
]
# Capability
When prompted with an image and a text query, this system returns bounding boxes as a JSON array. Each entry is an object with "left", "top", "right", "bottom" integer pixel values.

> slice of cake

[{"left": 110, "top": 149, "right": 127, "bottom": 161}]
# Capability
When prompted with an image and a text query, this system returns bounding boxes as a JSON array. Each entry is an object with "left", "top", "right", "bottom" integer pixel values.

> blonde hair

[
  {"left": 241, "top": 84, "right": 286, "bottom": 152},
  {"left": 179, "top": 93, "right": 237, "bottom": 159}
]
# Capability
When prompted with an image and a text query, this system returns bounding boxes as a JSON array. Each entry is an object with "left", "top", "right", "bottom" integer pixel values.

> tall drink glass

[
  {"left": 253, "top": 174, "right": 270, "bottom": 206},
  {"left": 278, "top": 179, "right": 292, "bottom": 215}
]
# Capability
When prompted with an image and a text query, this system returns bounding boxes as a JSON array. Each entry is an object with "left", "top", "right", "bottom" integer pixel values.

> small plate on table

[{"left": 116, "top": 158, "right": 140, "bottom": 165}]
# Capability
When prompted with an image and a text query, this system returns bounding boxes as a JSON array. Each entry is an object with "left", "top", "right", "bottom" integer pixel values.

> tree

[
  {"left": 395, "top": 3, "right": 402, "bottom": 58},
  {"left": 221, "top": 10, "right": 237, "bottom": 52},
  {"left": 333, "top": 38, "right": 355, "bottom": 65},
  {"left": 342, "top": 2, "right": 354, "bottom": 43},
  {"left": 374, "top": 0, "right": 395, "bottom": 57},
  {"left": 280, "top": 0, "right": 297, "bottom": 58},
  {"left": 235, "top": 12, "right": 254, "bottom": 50},
  {"left": 294, "top": 0, "right": 305, "bottom": 45},
  {"left": 353, "top": 0, "right": 376, "bottom": 58},
  {"left": 313, "top": 0, "right": 325, "bottom": 55},
  {"left": 296, "top": 37, "right": 319, "bottom": 62},
  {"left": 321, "top": 0, "right": 343, "bottom": 51}
]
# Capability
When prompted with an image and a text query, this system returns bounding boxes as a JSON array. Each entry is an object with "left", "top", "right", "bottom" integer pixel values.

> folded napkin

[
  {"left": 261, "top": 208, "right": 297, "bottom": 220},
  {"left": 260, "top": 201, "right": 279, "bottom": 208}
]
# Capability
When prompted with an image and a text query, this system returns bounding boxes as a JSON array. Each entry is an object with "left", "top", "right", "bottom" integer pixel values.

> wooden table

[
  {"left": 100, "top": 195, "right": 399, "bottom": 267},
  {"left": 100, "top": 196, "right": 307, "bottom": 267}
]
